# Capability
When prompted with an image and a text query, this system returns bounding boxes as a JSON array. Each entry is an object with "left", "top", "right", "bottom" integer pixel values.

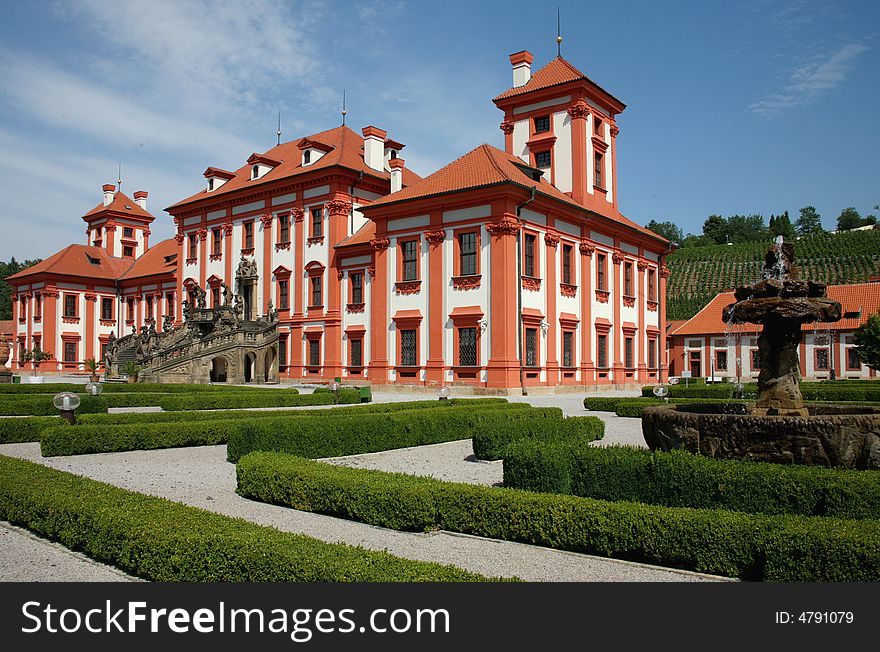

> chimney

[
  {"left": 509, "top": 50, "right": 534, "bottom": 88},
  {"left": 389, "top": 158, "right": 405, "bottom": 193},
  {"left": 102, "top": 184, "right": 116, "bottom": 206},
  {"left": 362, "top": 125, "right": 387, "bottom": 172},
  {"left": 133, "top": 190, "right": 148, "bottom": 211}
]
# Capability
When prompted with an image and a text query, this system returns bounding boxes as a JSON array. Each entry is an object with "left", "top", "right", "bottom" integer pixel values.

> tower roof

[{"left": 83, "top": 190, "right": 154, "bottom": 221}]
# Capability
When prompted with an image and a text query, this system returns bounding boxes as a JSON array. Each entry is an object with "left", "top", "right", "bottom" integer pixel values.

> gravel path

[{"left": 0, "top": 442, "right": 729, "bottom": 583}]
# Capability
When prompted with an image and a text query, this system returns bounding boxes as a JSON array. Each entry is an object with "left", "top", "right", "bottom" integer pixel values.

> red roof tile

[
  {"left": 672, "top": 282, "right": 880, "bottom": 336},
  {"left": 493, "top": 56, "right": 625, "bottom": 108},
  {"left": 6, "top": 244, "right": 132, "bottom": 282},
  {"left": 167, "top": 125, "right": 423, "bottom": 211},
  {"left": 335, "top": 221, "right": 376, "bottom": 249},
  {"left": 0, "top": 320, "right": 13, "bottom": 337},
  {"left": 118, "top": 238, "right": 178, "bottom": 280},
  {"left": 83, "top": 191, "right": 154, "bottom": 220}
]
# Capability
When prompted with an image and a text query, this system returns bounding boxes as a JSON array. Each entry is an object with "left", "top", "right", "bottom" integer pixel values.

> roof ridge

[{"left": 482, "top": 144, "right": 510, "bottom": 180}]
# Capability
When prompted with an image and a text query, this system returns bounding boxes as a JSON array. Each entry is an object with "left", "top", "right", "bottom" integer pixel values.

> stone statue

[
  {"left": 193, "top": 284, "right": 207, "bottom": 309},
  {"left": 267, "top": 299, "right": 277, "bottom": 323},
  {"left": 181, "top": 299, "right": 191, "bottom": 321},
  {"left": 222, "top": 282, "right": 233, "bottom": 307},
  {"left": 163, "top": 314, "right": 173, "bottom": 332}
]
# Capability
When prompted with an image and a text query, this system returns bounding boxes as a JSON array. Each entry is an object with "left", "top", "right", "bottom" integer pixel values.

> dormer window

[{"left": 389, "top": 150, "right": 397, "bottom": 160}]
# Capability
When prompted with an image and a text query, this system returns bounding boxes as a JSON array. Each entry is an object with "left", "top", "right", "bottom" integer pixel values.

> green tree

[
  {"left": 769, "top": 210, "right": 796, "bottom": 240},
  {"left": 0, "top": 258, "right": 42, "bottom": 320},
  {"left": 796, "top": 206, "right": 823, "bottom": 236},
  {"left": 645, "top": 220, "right": 684, "bottom": 243},
  {"left": 727, "top": 214, "right": 767, "bottom": 243},
  {"left": 702, "top": 214, "right": 728, "bottom": 244},
  {"left": 837, "top": 207, "right": 868, "bottom": 231},
  {"left": 678, "top": 233, "right": 711, "bottom": 248},
  {"left": 854, "top": 312, "right": 880, "bottom": 370}
]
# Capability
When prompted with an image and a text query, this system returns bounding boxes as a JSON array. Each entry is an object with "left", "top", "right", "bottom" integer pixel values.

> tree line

[
  {"left": 0, "top": 258, "right": 42, "bottom": 321},
  {"left": 646, "top": 205, "right": 878, "bottom": 247}
]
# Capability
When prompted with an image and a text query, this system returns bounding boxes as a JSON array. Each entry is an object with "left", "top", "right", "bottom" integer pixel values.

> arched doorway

[
  {"left": 210, "top": 356, "right": 228, "bottom": 383},
  {"left": 244, "top": 352, "right": 256, "bottom": 383},
  {"left": 264, "top": 347, "right": 277, "bottom": 383}
]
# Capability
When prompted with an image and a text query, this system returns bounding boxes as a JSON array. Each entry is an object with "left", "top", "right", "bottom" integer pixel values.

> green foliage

[
  {"left": 0, "top": 382, "right": 301, "bottom": 394},
  {"left": 471, "top": 415, "right": 604, "bottom": 460},
  {"left": 796, "top": 206, "right": 824, "bottom": 236},
  {"left": 837, "top": 207, "right": 876, "bottom": 231},
  {"left": 666, "top": 229, "right": 880, "bottom": 320},
  {"left": 0, "top": 416, "right": 62, "bottom": 443},
  {"left": 854, "top": 312, "right": 880, "bottom": 371},
  {"left": 0, "top": 258, "right": 41, "bottom": 320},
  {"left": 768, "top": 211, "right": 796, "bottom": 240},
  {"left": 645, "top": 220, "right": 683, "bottom": 243},
  {"left": 0, "top": 455, "right": 489, "bottom": 582},
  {"left": 237, "top": 452, "right": 880, "bottom": 581},
  {"left": 503, "top": 444, "right": 880, "bottom": 520},
  {"left": 121, "top": 360, "right": 141, "bottom": 378},
  {"left": 640, "top": 382, "right": 880, "bottom": 402}
]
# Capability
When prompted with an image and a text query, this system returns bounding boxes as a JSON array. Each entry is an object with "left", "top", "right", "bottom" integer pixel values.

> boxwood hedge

[
  {"left": 0, "top": 416, "right": 63, "bottom": 444},
  {"left": 503, "top": 442, "right": 880, "bottom": 520},
  {"left": 471, "top": 415, "right": 604, "bottom": 460},
  {"left": 0, "top": 382, "right": 300, "bottom": 394},
  {"left": 0, "top": 455, "right": 489, "bottom": 582},
  {"left": 237, "top": 452, "right": 880, "bottom": 581},
  {"left": 641, "top": 382, "right": 880, "bottom": 402}
]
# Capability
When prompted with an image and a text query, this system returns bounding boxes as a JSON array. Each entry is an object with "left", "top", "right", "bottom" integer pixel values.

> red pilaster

[
  {"left": 84, "top": 291, "right": 96, "bottom": 361},
  {"left": 610, "top": 124, "right": 620, "bottom": 210},
  {"left": 637, "top": 261, "right": 648, "bottom": 379},
  {"left": 659, "top": 262, "right": 669, "bottom": 381},
  {"left": 425, "top": 218, "right": 446, "bottom": 384},
  {"left": 223, "top": 219, "right": 234, "bottom": 287},
  {"left": 544, "top": 229, "right": 559, "bottom": 385},
  {"left": 612, "top": 251, "right": 624, "bottom": 380},
  {"left": 198, "top": 226, "right": 208, "bottom": 289},
  {"left": 42, "top": 286, "right": 58, "bottom": 367},
  {"left": 260, "top": 212, "right": 274, "bottom": 315},
  {"left": 568, "top": 100, "right": 590, "bottom": 204},
  {"left": 579, "top": 240, "right": 594, "bottom": 384},
  {"left": 325, "top": 194, "right": 351, "bottom": 379},
  {"left": 290, "top": 207, "right": 305, "bottom": 377},
  {"left": 368, "top": 235, "right": 390, "bottom": 383},
  {"left": 485, "top": 213, "right": 521, "bottom": 388}
]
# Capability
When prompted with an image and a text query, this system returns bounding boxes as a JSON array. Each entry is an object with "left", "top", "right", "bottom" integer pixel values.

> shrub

[
  {"left": 503, "top": 443, "right": 880, "bottom": 520},
  {"left": 583, "top": 397, "right": 631, "bottom": 412},
  {"left": 0, "top": 416, "right": 63, "bottom": 444},
  {"left": 0, "top": 395, "right": 111, "bottom": 416},
  {"left": 237, "top": 452, "right": 880, "bottom": 581},
  {"left": 157, "top": 390, "right": 358, "bottom": 411},
  {"left": 471, "top": 415, "right": 603, "bottom": 461},
  {"left": 0, "top": 455, "right": 489, "bottom": 582}
]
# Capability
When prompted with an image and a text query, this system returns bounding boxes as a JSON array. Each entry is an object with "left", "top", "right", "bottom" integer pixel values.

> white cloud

[{"left": 750, "top": 43, "right": 869, "bottom": 117}]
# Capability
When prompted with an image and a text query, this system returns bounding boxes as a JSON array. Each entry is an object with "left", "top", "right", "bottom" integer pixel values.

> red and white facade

[{"left": 10, "top": 51, "right": 670, "bottom": 390}]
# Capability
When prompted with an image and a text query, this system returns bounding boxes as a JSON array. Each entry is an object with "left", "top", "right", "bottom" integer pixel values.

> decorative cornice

[
  {"left": 425, "top": 229, "right": 446, "bottom": 244},
  {"left": 544, "top": 232, "right": 560, "bottom": 248},
  {"left": 623, "top": 296, "right": 636, "bottom": 308},
  {"left": 260, "top": 213, "right": 274, "bottom": 228},
  {"left": 104, "top": 221, "right": 117, "bottom": 232},
  {"left": 326, "top": 199, "right": 352, "bottom": 216},
  {"left": 560, "top": 283, "right": 577, "bottom": 298},
  {"left": 223, "top": 221, "right": 234, "bottom": 235},
  {"left": 452, "top": 275, "right": 481, "bottom": 290},
  {"left": 612, "top": 252, "right": 625, "bottom": 265},
  {"left": 647, "top": 300, "right": 659, "bottom": 312},
  {"left": 241, "top": 247, "right": 255, "bottom": 256},
  {"left": 346, "top": 302, "right": 365, "bottom": 313},
  {"left": 290, "top": 207, "right": 305, "bottom": 223},
  {"left": 499, "top": 121, "right": 515, "bottom": 135},
  {"left": 659, "top": 266, "right": 670, "bottom": 278},
  {"left": 592, "top": 136, "right": 609, "bottom": 152},
  {"left": 610, "top": 124, "right": 620, "bottom": 138},
  {"left": 579, "top": 241, "right": 595, "bottom": 256},
  {"left": 595, "top": 289, "right": 610, "bottom": 303},
  {"left": 209, "top": 253, "right": 223, "bottom": 261},
  {"left": 567, "top": 99, "right": 590, "bottom": 120},
  {"left": 485, "top": 216, "right": 520, "bottom": 236},
  {"left": 144, "top": 228, "right": 151, "bottom": 237},
  {"left": 274, "top": 242, "right": 291, "bottom": 252},
  {"left": 174, "top": 233, "right": 186, "bottom": 245},
  {"left": 367, "top": 266, "right": 376, "bottom": 278},
  {"left": 197, "top": 228, "right": 208, "bottom": 241},
  {"left": 307, "top": 236, "right": 325, "bottom": 246},
  {"left": 84, "top": 293, "right": 97, "bottom": 302},
  {"left": 521, "top": 276, "right": 542, "bottom": 292},
  {"left": 42, "top": 287, "right": 58, "bottom": 298},
  {"left": 637, "top": 261, "right": 650, "bottom": 271},
  {"left": 62, "top": 316, "right": 80, "bottom": 324},
  {"left": 186, "top": 257, "right": 198, "bottom": 265},
  {"left": 395, "top": 280, "right": 421, "bottom": 295},
  {"left": 370, "top": 237, "right": 390, "bottom": 250}
]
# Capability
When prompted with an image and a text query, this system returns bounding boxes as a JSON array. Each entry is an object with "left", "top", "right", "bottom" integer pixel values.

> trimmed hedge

[
  {"left": 0, "top": 395, "right": 113, "bottom": 416},
  {"left": 236, "top": 452, "right": 880, "bottom": 581},
  {"left": 41, "top": 402, "right": 533, "bottom": 457},
  {"left": 228, "top": 407, "right": 564, "bottom": 463},
  {"left": 641, "top": 382, "right": 880, "bottom": 402},
  {"left": 503, "top": 443, "right": 880, "bottom": 520},
  {"left": 0, "top": 416, "right": 64, "bottom": 444},
  {"left": 471, "top": 415, "right": 604, "bottom": 460},
  {"left": 0, "top": 455, "right": 489, "bottom": 582},
  {"left": 0, "top": 383, "right": 301, "bottom": 395}
]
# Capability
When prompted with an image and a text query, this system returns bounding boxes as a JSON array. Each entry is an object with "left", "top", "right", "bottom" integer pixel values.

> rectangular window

[
  {"left": 715, "top": 350, "right": 728, "bottom": 371},
  {"left": 311, "top": 276, "right": 322, "bottom": 307},
  {"left": 123, "top": 245, "right": 134, "bottom": 258},
  {"left": 597, "top": 253, "right": 607, "bottom": 290},
  {"left": 563, "top": 331, "right": 574, "bottom": 368},
  {"left": 402, "top": 240, "right": 419, "bottom": 281},
  {"left": 594, "top": 117, "right": 603, "bottom": 135},
  {"left": 562, "top": 244, "right": 573, "bottom": 284},
  {"left": 400, "top": 329, "right": 417, "bottom": 366},
  {"left": 279, "top": 279, "right": 289, "bottom": 310},
  {"left": 188, "top": 233, "right": 197, "bottom": 258},
  {"left": 524, "top": 234, "right": 536, "bottom": 277},
  {"left": 33, "top": 335, "right": 41, "bottom": 353},
  {"left": 458, "top": 327, "right": 477, "bottom": 367},
  {"left": 244, "top": 222, "right": 254, "bottom": 249},
  {"left": 350, "top": 339, "right": 363, "bottom": 368},
  {"left": 101, "top": 298, "right": 113, "bottom": 320},
  {"left": 350, "top": 272, "right": 363, "bottom": 304},
  {"left": 309, "top": 339, "right": 320, "bottom": 366},
  {"left": 123, "top": 227, "right": 134, "bottom": 238},
  {"left": 534, "top": 115, "right": 550, "bottom": 133},
  {"left": 212, "top": 228, "right": 222, "bottom": 255},
  {"left": 648, "top": 268, "right": 656, "bottom": 301},
  {"left": 211, "top": 288, "right": 220, "bottom": 307},
  {"left": 815, "top": 349, "right": 829, "bottom": 370},
  {"left": 847, "top": 348, "right": 861, "bottom": 370},
  {"left": 311, "top": 207, "right": 323, "bottom": 238},
  {"left": 146, "top": 297, "right": 154, "bottom": 320},
  {"left": 278, "top": 214, "right": 289, "bottom": 243},
  {"left": 752, "top": 349, "right": 762, "bottom": 369},
  {"left": 166, "top": 292, "right": 175, "bottom": 314},
  {"left": 100, "top": 343, "right": 108, "bottom": 363},
  {"left": 63, "top": 341, "right": 77, "bottom": 363},
  {"left": 459, "top": 232, "right": 477, "bottom": 276},
  {"left": 594, "top": 152, "right": 604, "bottom": 188},
  {"left": 648, "top": 339, "right": 657, "bottom": 369},
  {"left": 279, "top": 336, "right": 287, "bottom": 368},
  {"left": 625, "top": 337, "right": 634, "bottom": 369},
  {"left": 525, "top": 328, "right": 538, "bottom": 367},
  {"left": 535, "top": 151, "right": 551, "bottom": 169},
  {"left": 34, "top": 295, "right": 42, "bottom": 319},
  {"left": 63, "top": 294, "right": 77, "bottom": 318},
  {"left": 597, "top": 334, "right": 608, "bottom": 368},
  {"left": 624, "top": 262, "right": 633, "bottom": 296},
  {"left": 127, "top": 298, "right": 134, "bottom": 321}
]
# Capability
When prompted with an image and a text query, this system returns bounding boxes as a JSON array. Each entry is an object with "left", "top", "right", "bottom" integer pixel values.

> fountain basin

[{"left": 642, "top": 404, "right": 880, "bottom": 470}]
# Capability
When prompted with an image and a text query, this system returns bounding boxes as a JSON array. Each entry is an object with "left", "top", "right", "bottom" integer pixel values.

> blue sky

[{"left": 0, "top": 0, "right": 877, "bottom": 260}]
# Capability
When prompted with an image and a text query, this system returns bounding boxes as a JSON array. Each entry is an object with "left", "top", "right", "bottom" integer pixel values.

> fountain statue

[{"left": 642, "top": 237, "right": 880, "bottom": 469}]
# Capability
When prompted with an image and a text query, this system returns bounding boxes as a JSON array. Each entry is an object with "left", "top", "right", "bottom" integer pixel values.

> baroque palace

[{"left": 9, "top": 50, "right": 671, "bottom": 391}]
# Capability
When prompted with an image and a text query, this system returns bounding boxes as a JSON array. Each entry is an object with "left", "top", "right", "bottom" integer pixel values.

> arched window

[
  {"left": 251, "top": 164, "right": 260, "bottom": 179},
  {"left": 303, "top": 150, "right": 311, "bottom": 165},
  {"left": 208, "top": 178, "right": 214, "bottom": 191},
  {"left": 390, "top": 150, "right": 397, "bottom": 160}
]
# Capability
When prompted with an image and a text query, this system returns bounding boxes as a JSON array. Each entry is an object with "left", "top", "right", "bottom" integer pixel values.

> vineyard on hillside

[{"left": 666, "top": 230, "right": 880, "bottom": 320}]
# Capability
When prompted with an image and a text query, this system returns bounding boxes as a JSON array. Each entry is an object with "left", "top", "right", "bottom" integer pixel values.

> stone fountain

[{"left": 642, "top": 237, "right": 880, "bottom": 469}]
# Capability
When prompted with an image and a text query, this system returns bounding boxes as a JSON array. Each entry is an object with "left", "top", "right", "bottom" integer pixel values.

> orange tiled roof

[
  {"left": 672, "top": 282, "right": 880, "bottom": 336},
  {"left": 118, "top": 238, "right": 178, "bottom": 280},
  {"left": 336, "top": 221, "right": 376, "bottom": 249},
  {"left": 361, "top": 143, "right": 663, "bottom": 242},
  {"left": 6, "top": 244, "right": 133, "bottom": 282},
  {"left": 83, "top": 191, "right": 154, "bottom": 220},
  {"left": 0, "top": 320, "right": 13, "bottom": 336},
  {"left": 667, "top": 319, "right": 688, "bottom": 335},
  {"left": 167, "top": 125, "right": 422, "bottom": 210},
  {"left": 493, "top": 56, "right": 624, "bottom": 107}
]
